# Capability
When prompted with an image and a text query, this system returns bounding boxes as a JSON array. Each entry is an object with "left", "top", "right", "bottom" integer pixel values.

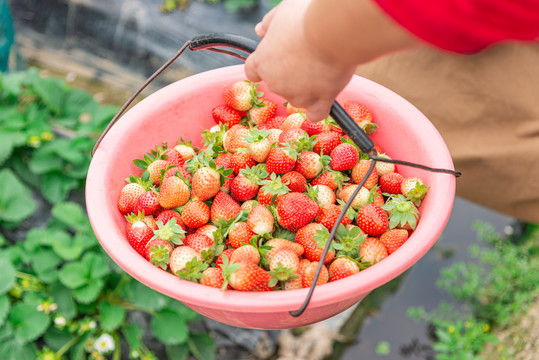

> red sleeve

[{"left": 373, "top": 0, "right": 539, "bottom": 53}]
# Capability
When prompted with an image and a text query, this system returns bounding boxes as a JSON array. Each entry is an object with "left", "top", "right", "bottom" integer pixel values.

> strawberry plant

[
  {"left": 0, "top": 68, "right": 216, "bottom": 360},
  {"left": 408, "top": 221, "right": 539, "bottom": 359}
]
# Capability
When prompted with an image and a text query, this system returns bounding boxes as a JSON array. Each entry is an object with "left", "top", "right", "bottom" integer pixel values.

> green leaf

[
  {"left": 28, "top": 147, "right": 64, "bottom": 174},
  {"left": 9, "top": 303, "right": 50, "bottom": 343},
  {"left": 0, "top": 131, "right": 25, "bottom": 166},
  {"left": 29, "top": 249, "right": 62, "bottom": 282},
  {"left": 83, "top": 252, "right": 111, "bottom": 279},
  {"left": 73, "top": 278, "right": 104, "bottom": 304},
  {"left": 33, "top": 76, "right": 66, "bottom": 115},
  {"left": 0, "top": 295, "right": 11, "bottom": 327},
  {"left": 58, "top": 261, "right": 88, "bottom": 289},
  {"left": 123, "top": 280, "right": 168, "bottom": 312},
  {"left": 49, "top": 281, "right": 77, "bottom": 320},
  {"left": 0, "top": 169, "right": 37, "bottom": 223},
  {"left": 41, "top": 171, "right": 79, "bottom": 204},
  {"left": 0, "top": 257, "right": 15, "bottom": 295},
  {"left": 52, "top": 237, "right": 84, "bottom": 261},
  {"left": 0, "top": 339, "right": 36, "bottom": 360},
  {"left": 63, "top": 88, "right": 99, "bottom": 117},
  {"left": 44, "top": 327, "right": 73, "bottom": 351},
  {"left": 150, "top": 308, "right": 189, "bottom": 345},
  {"left": 51, "top": 202, "right": 88, "bottom": 232},
  {"left": 122, "top": 323, "right": 142, "bottom": 350},
  {"left": 166, "top": 343, "right": 190, "bottom": 360},
  {"left": 188, "top": 333, "right": 216, "bottom": 360},
  {"left": 99, "top": 302, "right": 126, "bottom": 331}
]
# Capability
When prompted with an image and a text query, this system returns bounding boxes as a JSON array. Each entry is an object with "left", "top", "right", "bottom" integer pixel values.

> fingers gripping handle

[{"left": 190, "top": 33, "right": 374, "bottom": 154}]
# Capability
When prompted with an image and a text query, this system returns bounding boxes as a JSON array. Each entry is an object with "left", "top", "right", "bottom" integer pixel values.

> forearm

[{"left": 303, "top": 0, "right": 419, "bottom": 67}]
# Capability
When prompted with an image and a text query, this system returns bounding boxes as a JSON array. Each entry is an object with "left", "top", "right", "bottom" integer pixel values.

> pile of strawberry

[{"left": 117, "top": 80, "right": 429, "bottom": 292}]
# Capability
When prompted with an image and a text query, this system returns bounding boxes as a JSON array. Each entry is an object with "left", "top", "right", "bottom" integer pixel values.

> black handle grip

[
  {"left": 330, "top": 102, "right": 374, "bottom": 153},
  {"left": 190, "top": 33, "right": 259, "bottom": 54},
  {"left": 189, "top": 33, "right": 374, "bottom": 154}
]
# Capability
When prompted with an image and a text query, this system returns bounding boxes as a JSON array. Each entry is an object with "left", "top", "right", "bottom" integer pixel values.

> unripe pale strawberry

[
  {"left": 246, "top": 204, "right": 274, "bottom": 235},
  {"left": 170, "top": 246, "right": 202, "bottom": 274}
]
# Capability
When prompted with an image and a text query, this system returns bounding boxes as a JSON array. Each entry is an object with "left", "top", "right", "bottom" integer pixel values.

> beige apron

[{"left": 356, "top": 43, "right": 539, "bottom": 223}]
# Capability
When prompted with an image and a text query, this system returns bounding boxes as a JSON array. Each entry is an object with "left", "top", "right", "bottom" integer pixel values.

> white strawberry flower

[{"left": 94, "top": 333, "right": 115, "bottom": 354}]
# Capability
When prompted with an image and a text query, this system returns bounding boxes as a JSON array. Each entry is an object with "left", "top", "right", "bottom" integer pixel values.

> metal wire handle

[{"left": 91, "top": 32, "right": 461, "bottom": 319}]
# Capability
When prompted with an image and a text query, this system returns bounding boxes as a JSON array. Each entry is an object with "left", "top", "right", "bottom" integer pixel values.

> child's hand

[{"left": 245, "top": 0, "right": 356, "bottom": 122}]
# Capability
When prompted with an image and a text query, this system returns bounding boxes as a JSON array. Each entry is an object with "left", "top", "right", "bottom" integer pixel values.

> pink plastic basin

[{"left": 86, "top": 64, "right": 456, "bottom": 330}]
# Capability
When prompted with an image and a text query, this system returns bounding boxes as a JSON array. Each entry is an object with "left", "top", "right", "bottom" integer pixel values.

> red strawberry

[
  {"left": 265, "top": 115, "right": 286, "bottom": 129},
  {"left": 351, "top": 160, "right": 378, "bottom": 189},
  {"left": 224, "top": 125, "right": 250, "bottom": 153},
  {"left": 280, "top": 171, "right": 307, "bottom": 193},
  {"left": 230, "top": 150, "right": 257, "bottom": 175},
  {"left": 302, "top": 261, "right": 329, "bottom": 288},
  {"left": 264, "top": 238, "right": 305, "bottom": 263},
  {"left": 379, "top": 172, "right": 404, "bottom": 195},
  {"left": 216, "top": 248, "right": 235, "bottom": 267},
  {"left": 196, "top": 224, "right": 218, "bottom": 240},
  {"left": 311, "top": 170, "right": 348, "bottom": 191},
  {"left": 184, "top": 233, "right": 213, "bottom": 253},
  {"left": 230, "top": 172, "right": 260, "bottom": 202},
  {"left": 132, "top": 190, "right": 161, "bottom": 216},
  {"left": 294, "top": 151, "right": 323, "bottom": 180},
  {"left": 230, "top": 244, "right": 261, "bottom": 265},
  {"left": 295, "top": 223, "right": 335, "bottom": 264},
  {"left": 191, "top": 166, "right": 221, "bottom": 201},
  {"left": 223, "top": 80, "right": 260, "bottom": 111},
  {"left": 356, "top": 203, "right": 389, "bottom": 236},
  {"left": 248, "top": 98, "right": 278, "bottom": 125},
  {"left": 316, "top": 203, "right": 352, "bottom": 230},
  {"left": 210, "top": 191, "right": 241, "bottom": 223},
  {"left": 145, "top": 238, "right": 173, "bottom": 270},
  {"left": 382, "top": 194, "right": 420, "bottom": 231},
  {"left": 285, "top": 102, "right": 307, "bottom": 115},
  {"left": 156, "top": 209, "right": 185, "bottom": 229},
  {"left": 152, "top": 217, "right": 186, "bottom": 245},
  {"left": 278, "top": 128, "right": 308, "bottom": 145},
  {"left": 268, "top": 248, "right": 300, "bottom": 285},
  {"left": 329, "top": 257, "right": 360, "bottom": 282},
  {"left": 312, "top": 131, "right": 341, "bottom": 155},
  {"left": 228, "top": 222, "right": 255, "bottom": 248},
  {"left": 146, "top": 159, "right": 168, "bottom": 186},
  {"left": 173, "top": 142, "right": 196, "bottom": 162},
  {"left": 245, "top": 128, "right": 272, "bottom": 163},
  {"left": 162, "top": 148, "right": 185, "bottom": 167},
  {"left": 240, "top": 199, "right": 259, "bottom": 212},
  {"left": 370, "top": 186, "right": 385, "bottom": 207},
  {"left": 170, "top": 246, "right": 202, "bottom": 274},
  {"left": 379, "top": 228, "right": 409, "bottom": 254},
  {"left": 158, "top": 175, "right": 190, "bottom": 209},
  {"left": 181, "top": 200, "right": 210, "bottom": 229},
  {"left": 126, "top": 217, "right": 154, "bottom": 257},
  {"left": 224, "top": 262, "right": 269, "bottom": 291},
  {"left": 265, "top": 146, "right": 297, "bottom": 174},
  {"left": 281, "top": 112, "right": 306, "bottom": 131},
  {"left": 300, "top": 119, "right": 330, "bottom": 136},
  {"left": 246, "top": 204, "right": 274, "bottom": 235},
  {"left": 359, "top": 237, "right": 388, "bottom": 263},
  {"left": 212, "top": 104, "right": 242, "bottom": 127},
  {"left": 118, "top": 175, "right": 151, "bottom": 214},
  {"left": 343, "top": 100, "right": 373, "bottom": 126},
  {"left": 201, "top": 267, "right": 225, "bottom": 289},
  {"left": 277, "top": 192, "right": 320, "bottom": 232},
  {"left": 330, "top": 143, "right": 359, "bottom": 171},
  {"left": 257, "top": 175, "right": 290, "bottom": 205}
]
